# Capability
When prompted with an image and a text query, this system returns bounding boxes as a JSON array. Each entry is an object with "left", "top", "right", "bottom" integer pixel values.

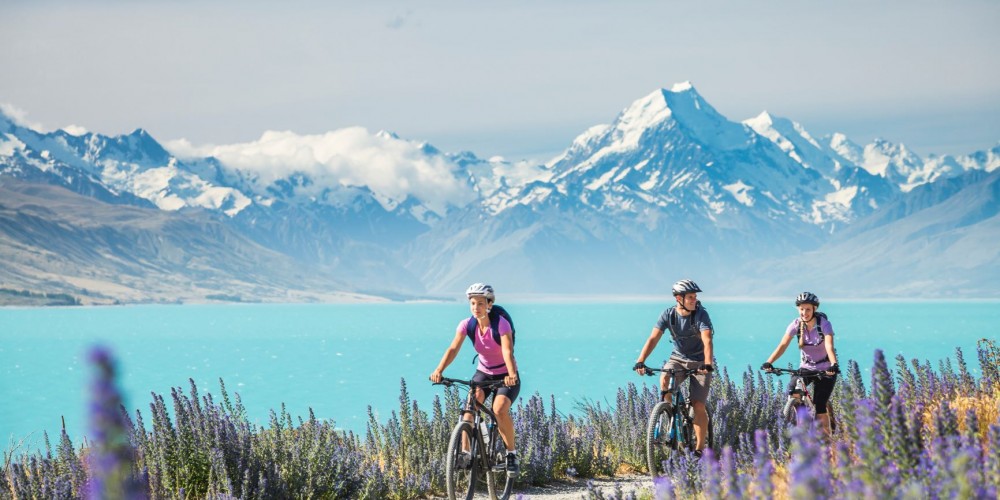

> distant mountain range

[{"left": 2, "top": 83, "right": 998, "bottom": 303}]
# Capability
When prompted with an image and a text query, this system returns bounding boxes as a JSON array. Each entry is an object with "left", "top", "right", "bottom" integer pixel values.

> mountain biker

[
  {"left": 761, "top": 292, "right": 840, "bottom": 437},
  {"left": 430, "top": 283, "right": 521, "bottom": 474},
  {"left": 633, "top": 279, "right": 714, "bottom": 456}
]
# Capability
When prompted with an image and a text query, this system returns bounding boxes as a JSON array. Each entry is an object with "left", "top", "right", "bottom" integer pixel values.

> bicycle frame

[
  {"left": 763, "top": 367, "right": 828, "bottom": 423},
  {"left": 438, "top": 378, "right": 505, "bottom": 454},
  {"left": 647, "top": 367, "right": 700, "bottom": 448}
]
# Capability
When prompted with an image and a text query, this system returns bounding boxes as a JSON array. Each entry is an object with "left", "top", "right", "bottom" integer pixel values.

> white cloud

[
  {"left": 164, "top": 127, "right": 474, "bottom": 215},
  {"left": 0, "top": 103, "right": 46, "bottom": 131}
]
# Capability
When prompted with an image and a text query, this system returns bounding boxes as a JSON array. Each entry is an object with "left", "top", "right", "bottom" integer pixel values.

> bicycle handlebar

[
  {"left": 433, "top": 376, "right": 510, "bottom": 390},
  {"left": 761, "top": 367, "right": 832, "bottom": 378},
  {"left": 637, "top": 365, "right": 702, "bottom": 377}
]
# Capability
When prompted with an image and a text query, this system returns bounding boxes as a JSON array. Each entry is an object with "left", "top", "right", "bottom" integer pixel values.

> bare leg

[
  {"left": 816, "top": 406, "right": 833, "bottom": 439},
  {"left": 493, "top": 395, "right": 515, "bottom": 451},
  {"left": 692, "top": 400, "right": 708, "bottom": 450}
]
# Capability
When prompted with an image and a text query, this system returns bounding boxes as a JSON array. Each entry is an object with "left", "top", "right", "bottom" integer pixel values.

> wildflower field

[{"left": 3, "top": 340, "right": 999, "bottom": 499}]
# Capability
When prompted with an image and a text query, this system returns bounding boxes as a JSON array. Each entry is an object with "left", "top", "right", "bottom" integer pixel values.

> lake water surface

[{"left": 2, "top": 300, "right": 997, "bottom": 449}]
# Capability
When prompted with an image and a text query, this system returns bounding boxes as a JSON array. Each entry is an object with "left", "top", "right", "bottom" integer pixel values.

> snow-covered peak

[
  {"left": 614, "top": 89, "right": 674, "bottom": 148},
  {"left": 61, "top": 125, "right": 89, "bottom": 136},
  {"left": 745, "top": 111, "right": 775, "bottom": 128},
  {"left": 658, "top": 84, "right": 748, "bottom": 150},
  {"left": 671, "top": 81, "right": 694, "bottom": 92}
]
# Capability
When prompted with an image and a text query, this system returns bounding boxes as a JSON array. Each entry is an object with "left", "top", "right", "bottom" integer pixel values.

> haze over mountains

[{"left": 1, "top": 83, "right": 998, "bottom": 303}]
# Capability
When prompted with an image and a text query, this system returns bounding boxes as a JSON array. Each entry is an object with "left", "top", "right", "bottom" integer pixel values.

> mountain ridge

[{"left": 2, "top": 84, "right": 998, "bottom": 302}]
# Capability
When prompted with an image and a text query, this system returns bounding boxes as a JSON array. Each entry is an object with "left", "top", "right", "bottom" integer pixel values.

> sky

[{"left": 1, "top": 0, "right": 998, "bottom": 163}]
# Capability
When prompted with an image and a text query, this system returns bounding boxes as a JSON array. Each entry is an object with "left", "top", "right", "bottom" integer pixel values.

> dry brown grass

[{"left": 921, "top": 384, "right": 1000, "bottom": 442}]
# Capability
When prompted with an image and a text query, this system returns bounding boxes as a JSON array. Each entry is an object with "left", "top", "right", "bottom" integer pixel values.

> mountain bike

[
  {"left": 641, "top": 366, "right": 714, "bottom": 478},
  {"left": 433, "top": 377, "right": 515, "bottom": 500},
  {"left": 762, "top": 366, "right": 837, "bottom": 431}
]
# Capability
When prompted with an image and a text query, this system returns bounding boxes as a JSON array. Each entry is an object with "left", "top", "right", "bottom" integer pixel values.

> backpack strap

[
  {"left": 465, "top": 315, "right": 477, "bottom": 342},
  {"left": 489, "top": 312, "right": 502, "bottom": 347},
  {"left": 666, "top": 303, "right": 702, "bottom": 340}
]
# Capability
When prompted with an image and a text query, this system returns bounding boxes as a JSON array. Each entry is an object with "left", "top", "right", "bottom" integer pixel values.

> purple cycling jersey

[
  {"left": 458, "top": 316, "right": 512, "bottom": 375},
  {"left": 785, "top": 316, "right": 834, "bottom": 371}
]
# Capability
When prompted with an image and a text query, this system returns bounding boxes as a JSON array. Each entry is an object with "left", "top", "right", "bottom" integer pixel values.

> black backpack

[{"left": 464, "top": 304, "right": 515, "bottom": 347}]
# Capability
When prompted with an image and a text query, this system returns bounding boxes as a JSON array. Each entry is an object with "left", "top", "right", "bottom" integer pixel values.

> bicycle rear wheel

[
  {"left": 646, "top": 401, "right": 676, "bottom": 478},
  {"left": 446, "top": 421, "right": 477, "bottom": 500}
]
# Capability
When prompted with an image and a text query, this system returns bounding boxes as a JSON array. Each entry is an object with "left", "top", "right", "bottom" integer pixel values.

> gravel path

[
  {"left": 513, "top": 474, "right": 653, "bottom": 499},
  {"left": 429, "top": 475, "right": 655, "bottom": 499}
]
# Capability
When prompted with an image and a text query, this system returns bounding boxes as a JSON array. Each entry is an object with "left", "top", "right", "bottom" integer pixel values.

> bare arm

[
  {"left": 501, "top": 334, "right": 518, "bottom": 386},
  {"left": 824, "top": 333, "right": 838, "bottom": 372},
  {"left": 700, "top": 328, "right": 714, "bottom": 369},
  {"left": 634, "top": 328, "right": 664, "bottom": 374},
  {"left": 430, "top": 330, "right": 466, "bottom": 382},
  {"left": 765, "top": 333, "right": 795, "bottom": 365}
]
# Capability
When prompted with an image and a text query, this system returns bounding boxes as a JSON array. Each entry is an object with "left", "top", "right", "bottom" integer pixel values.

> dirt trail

[{"left": 514, "top": 474, "right": 653, "bottom": 499}]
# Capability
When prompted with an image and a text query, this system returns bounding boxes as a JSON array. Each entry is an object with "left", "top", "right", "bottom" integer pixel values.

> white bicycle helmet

[
  {"left": 795, "top": 292, "right": 820, "bottom": 307},
  {"left": 465, "top": 283, "right": 495, "bottom": 302},
  {"left": 671, "top": 279, "right": 702, "bottom": 296}
]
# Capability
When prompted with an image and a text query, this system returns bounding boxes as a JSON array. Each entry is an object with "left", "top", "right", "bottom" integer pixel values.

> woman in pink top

[
  {"left": 430, "top": 283, "right": 521, "bottom": 473},
  {"left": 761, "top": 292, "right": 840, "bottom": 437}
]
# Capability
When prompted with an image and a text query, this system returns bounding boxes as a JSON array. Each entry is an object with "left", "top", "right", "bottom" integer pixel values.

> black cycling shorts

[{"left": 472, "top": 370, "right": 521, "bottom": 404}]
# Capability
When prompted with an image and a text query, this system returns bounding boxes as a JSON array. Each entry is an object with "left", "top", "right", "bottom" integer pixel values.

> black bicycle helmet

[
  {"left": 672, "top": 279, "right": 702, "bottom": 296},
  {"left": 795, "top": 292, "right": 820, "bottom": 307}
]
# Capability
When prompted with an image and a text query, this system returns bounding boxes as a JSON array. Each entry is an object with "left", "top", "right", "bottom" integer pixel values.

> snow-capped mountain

[
  {"left": 744, "top": 113, "right": 897, "bottom": 223},
  {"left": 406, "top": 83, "right": 921, "bottom": 293},
  {"left": 2, "top": 83, "right": 998, "bottom": 301}
]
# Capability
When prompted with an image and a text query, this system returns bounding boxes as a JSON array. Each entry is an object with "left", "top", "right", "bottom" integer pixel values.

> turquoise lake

[{"left": 2, "top": 300, "right": 997, "bottom": 450}]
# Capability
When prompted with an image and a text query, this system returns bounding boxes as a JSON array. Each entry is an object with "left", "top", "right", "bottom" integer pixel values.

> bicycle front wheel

[
  {"left": 446, "top": 421, "right": 476, "bottom": 500},
  {"left": 646, "top": 401, "right": 676, "bottom": 478},
  {"left": 486, "top": 430, "right": 513, "bottom": 500}
]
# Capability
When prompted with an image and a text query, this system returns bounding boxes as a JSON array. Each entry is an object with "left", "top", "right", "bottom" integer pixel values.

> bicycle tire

[
  {"left": 787, "top": 399, "right": 814, "bottom": 426},
  {"left": 446, "top": 421, "right": 477, "bottom": 500},
  {"left": 646, "top": 401, "right": 675, "bottom": 478},
  {"left": 487, "top": 427, "right": 513, "bottom": 500},
  {"left": 678, "top": 403, "right": 695, "bottom": 452}
]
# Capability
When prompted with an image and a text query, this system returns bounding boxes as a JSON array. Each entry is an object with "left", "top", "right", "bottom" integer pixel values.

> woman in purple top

[
  {"left": 430, "top": 283, "right": 521, "bottom": 473},
  {"left": 761, "top": 292, "right": 840, "bottom": 437}
]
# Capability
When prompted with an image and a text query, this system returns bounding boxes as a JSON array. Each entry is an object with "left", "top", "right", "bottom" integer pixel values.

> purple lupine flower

[
  {"left": 718, "top": 445, "right": 741, "bottom": 499},
  {"left": 887, "top": 394, "right": 919, "bottom": 477},
  {"left": 700, "top": 447, "right": 722, "bottom": 499},
  {"left": 870, "top": 349, "right": 895, "bottom": 412},
  {"left": 752, "top": 429, "right": 774, "bottom": 499},
  {"left": 85, "top": 346, "right": 147, "bottom": 499},
  {"left": 788, "top": 408, "right": 831, "bottom": 499},
  {"left": 652, "top": 473, "right": 676, "bottom": 500}
]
